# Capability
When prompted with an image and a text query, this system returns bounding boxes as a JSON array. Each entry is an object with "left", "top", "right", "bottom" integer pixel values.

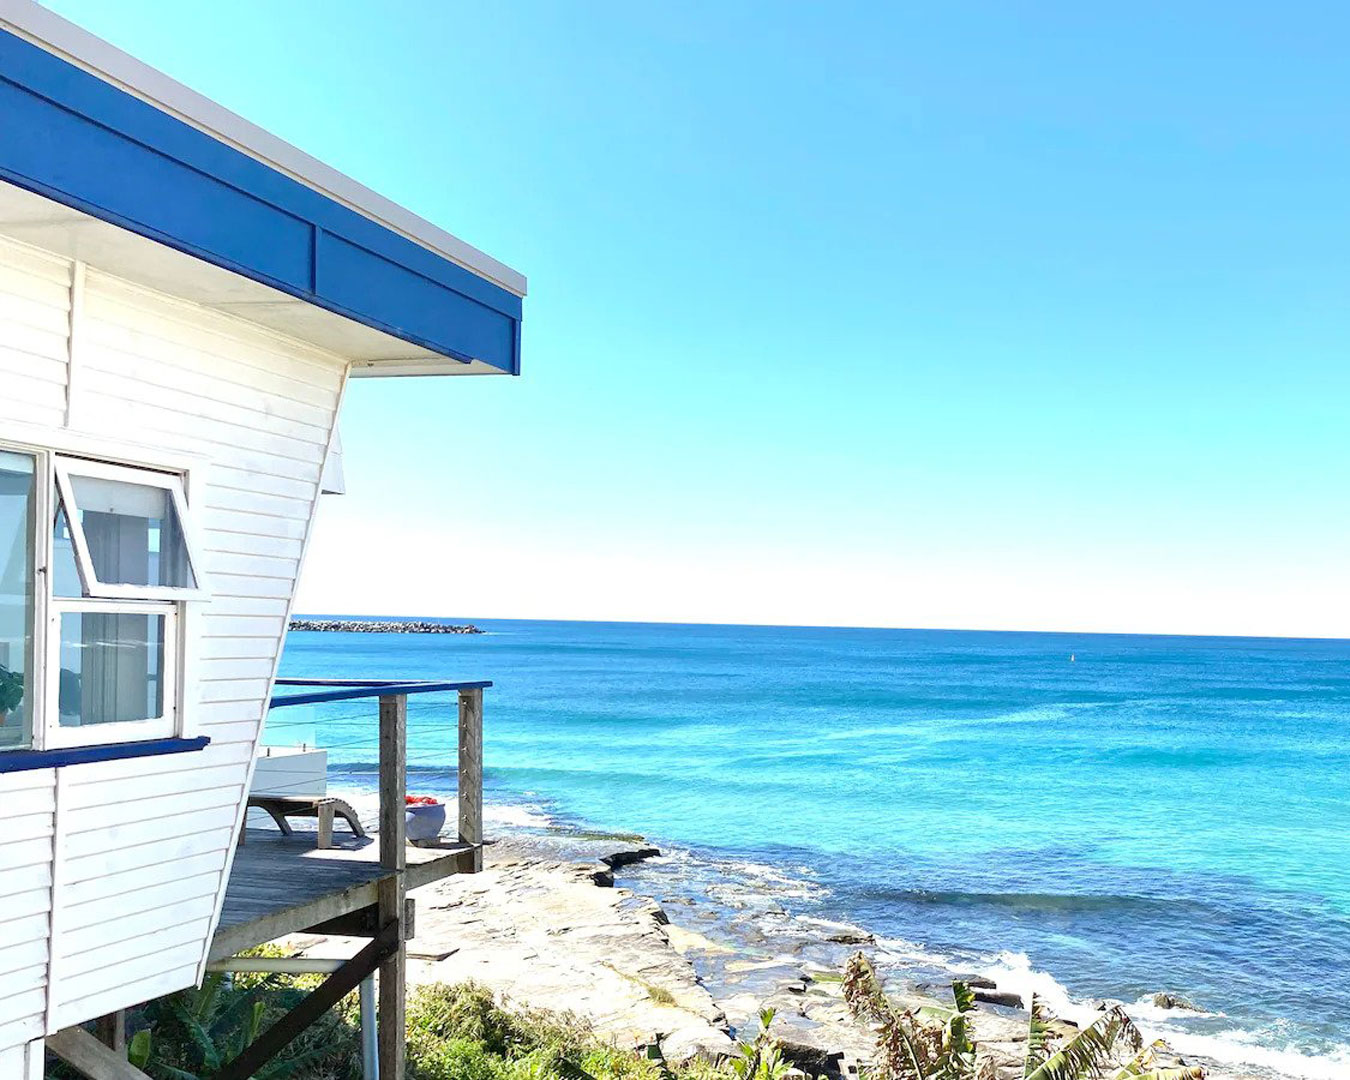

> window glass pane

[
  {"left": 58, "top": 611, "right": 166, "bottom": 727},
  {"left": 52, "top": 505, "right": 82, "bottom": 598},
  {"left": 68, "top": 473, "right": 196, "bottom": 590},
  {"left": 0, "top": 450, "right": 35, "bottom": 750}
]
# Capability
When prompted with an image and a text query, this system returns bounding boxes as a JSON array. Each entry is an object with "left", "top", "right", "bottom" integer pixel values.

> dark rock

[
  {"left": 602, "top": 847, "right": 663, "bottom": 869},
  {"left": 589, "top": 867, "right": 615, "bottom": 887},
  {"left": 777, "top": 1038, "right": 847, "bottom": 1079},
  {"left": 955, "top": 975, "right": 998, "bottom": 990},
  {"left": 824, "top": 931, "right": 875, "bottom": 945},
  {"left": 972, "top": 988, "right": 1025, "bottom": 1010},
  {"left": 1151, "top": 992, "right": 1200, "bottom": 1012},
  {"left": 288, "top": 618, "right": 483, "bottom": 634}
]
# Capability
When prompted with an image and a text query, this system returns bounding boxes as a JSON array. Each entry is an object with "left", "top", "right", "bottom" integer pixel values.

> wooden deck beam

[{"left": 47, "top": 1026, "right": 150, "bottom": 1080}]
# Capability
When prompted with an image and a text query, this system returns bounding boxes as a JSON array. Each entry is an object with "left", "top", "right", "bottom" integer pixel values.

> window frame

[
  {"left": 54, "top": 455, "right": 205, "bottom": 602},
  {"left": 0, "top": 432, "right": 207, "bottom": 754},
  {"left": 44, "top": 597, "right": 179, "bottom": 749}
]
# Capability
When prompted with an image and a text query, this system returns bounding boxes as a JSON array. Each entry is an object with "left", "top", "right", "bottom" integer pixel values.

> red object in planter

[{"left": 405, "top": 795, "right": 441, "bottom": 806}]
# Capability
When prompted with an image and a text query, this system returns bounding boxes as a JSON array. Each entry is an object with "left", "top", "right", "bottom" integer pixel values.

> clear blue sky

[{"left": 46, "top": 2, "right": 1350, "bottom": 636}]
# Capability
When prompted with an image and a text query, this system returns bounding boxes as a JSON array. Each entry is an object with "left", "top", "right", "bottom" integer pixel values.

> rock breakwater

[{"left": 288, "top": 618, "right": 483, "bottom": 634}]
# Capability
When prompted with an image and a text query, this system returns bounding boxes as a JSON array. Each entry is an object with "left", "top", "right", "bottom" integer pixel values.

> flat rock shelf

[{"left": 289, "top": 619, "right": 483, "bottom": 634}]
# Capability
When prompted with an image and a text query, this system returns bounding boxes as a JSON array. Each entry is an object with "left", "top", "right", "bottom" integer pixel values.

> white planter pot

[{"left": 405, "top": 802, "right": 447, "bottom": 842}]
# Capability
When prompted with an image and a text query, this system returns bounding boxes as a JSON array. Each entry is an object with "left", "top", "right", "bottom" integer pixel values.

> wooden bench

[{"left": 246, "top": 795, "right": 366, "bottom": 849}]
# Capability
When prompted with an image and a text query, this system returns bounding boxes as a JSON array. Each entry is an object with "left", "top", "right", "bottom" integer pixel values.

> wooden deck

[{"left": 209, "top": 826, "right": 479, "bottom": 962}]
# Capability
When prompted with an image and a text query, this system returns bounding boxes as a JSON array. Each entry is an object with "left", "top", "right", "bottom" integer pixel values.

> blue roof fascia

[{"left": 0, "top": 28, "right": 521, "bottom": 373}]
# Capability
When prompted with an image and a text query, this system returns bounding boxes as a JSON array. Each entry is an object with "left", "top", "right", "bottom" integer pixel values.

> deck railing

[
  {"left": 266, "top": 677, "right": 489, "bottom": 872},
  {"left": 212, "top": 678, "right": 491, "bottom": 1080}
]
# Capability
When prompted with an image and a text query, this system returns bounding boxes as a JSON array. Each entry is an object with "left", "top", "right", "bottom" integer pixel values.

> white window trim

[
  {"left": 54, "top": 455, "right": 205, "bottom": 602},
  {"left": 0, "top": 434, "right": 208, "bottom": 753},
  {"left": 44, "top": 599, "right": 179, "bottom": 749}
]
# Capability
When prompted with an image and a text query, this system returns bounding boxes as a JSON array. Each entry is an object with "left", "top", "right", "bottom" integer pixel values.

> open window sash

[{"left": 54, "top": 457, "right": 204, "bottom": 602}]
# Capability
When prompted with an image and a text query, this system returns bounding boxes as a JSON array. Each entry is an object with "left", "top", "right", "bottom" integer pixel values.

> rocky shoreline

[
  {"left": 282, "top": 829, "right": 1242, "bottom": 1080},
  {"left": 288, "top": 618, "right": 483, "bottom": 634}
]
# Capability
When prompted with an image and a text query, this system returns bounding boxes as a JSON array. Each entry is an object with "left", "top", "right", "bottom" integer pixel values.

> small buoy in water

[{"left": 1070, "top": 653, "right": 1076, "bottom": 662}]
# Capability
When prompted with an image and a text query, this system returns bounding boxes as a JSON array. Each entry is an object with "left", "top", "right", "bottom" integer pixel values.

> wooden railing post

[
  {"left": 457, "top": 687, "right": 483, "bottom": 873},
  {"left": 378, "top": 692, "right": 407, "bottom": 1080}
]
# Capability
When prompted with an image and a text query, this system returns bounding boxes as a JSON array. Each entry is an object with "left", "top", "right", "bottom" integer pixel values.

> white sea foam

[
  {"left": 976, "top": 951, "right": 1349, "bottom": 1080},
  {"left": 482, "top": 802, "right": 553, "bottom": 828}
]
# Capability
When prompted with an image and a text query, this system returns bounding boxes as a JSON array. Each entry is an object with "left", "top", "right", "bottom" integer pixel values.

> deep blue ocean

[{"left": 275, "top": 620, "right": 1350, "bottom": 1078}]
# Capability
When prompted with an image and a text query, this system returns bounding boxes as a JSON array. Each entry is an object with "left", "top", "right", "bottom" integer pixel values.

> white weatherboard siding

[{"left": 0, "top": 232, "right": 346, "bottom": 1046}]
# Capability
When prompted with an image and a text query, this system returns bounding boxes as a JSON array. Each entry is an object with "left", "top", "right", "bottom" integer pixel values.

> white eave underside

[
  {"left": 0, "top": 0, "right": 526, "bottom": 299},
  {"left": 0, "top": 179, "right": 502, "bottom": 375}
]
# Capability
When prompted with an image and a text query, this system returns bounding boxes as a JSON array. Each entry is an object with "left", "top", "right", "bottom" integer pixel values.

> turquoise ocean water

[{"left": 275, "top": 620, "right": 1350, "bottom": 1078}]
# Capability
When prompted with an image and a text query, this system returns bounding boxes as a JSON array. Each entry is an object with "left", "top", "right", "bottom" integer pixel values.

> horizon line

[{"left": 288, "top": 612, "right": 1350, "bottom": 645}]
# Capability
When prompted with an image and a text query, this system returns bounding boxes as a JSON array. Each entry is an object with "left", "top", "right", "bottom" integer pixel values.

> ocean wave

[
  {"left": 483, "top": 803, "right": 554, "bottom": 829},
  {"left": 976, "top": 952, "right": 1349, "bottom": 1080}
]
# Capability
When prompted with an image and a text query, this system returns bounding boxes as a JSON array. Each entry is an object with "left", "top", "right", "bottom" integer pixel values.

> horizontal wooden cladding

[
  {"left": 85, "top": 273, "right": 348, "bottom": 388},
  {"left": 203, "top": 506, "right": 311, "bottom": 544},
  {"left": 202, "top": 527, "right": 306, "bottom": 561},
  {"left": 0, "top": 785, "right": 55, "bottom": 817},
  {"left": 64, "top": 802, "right": 238, "bottom": 860},
  {"left": 199, "top": 635, "right": 284, "bottom": 662},
  {"left": 78, "top": 362, "right": 332, "bottom": 452},
  {"left": 0, "top": 341, "right": 67, "bottom": 385},
  {"left": 0, "top": 1016, "right": 42, "bottom": 1059},
  {"left": 207, "top": 572, "right": 294, "bottom": 601},
  {"left": 78, "top": 325, "right": 338, "bottom": 427},
  {"left": 78, "top": 378, "right": 331, "bottom": 467},
  {"left": 0, "top": 319, "right": 68, "bottom": 370},
  {"left": 204, "top": 484, "right": 313, "bottom": 523},
  {"left": 0, "top": 939, "right": 47, "bottom": 980},
  {"left": 50, "top": 961, "right": 201, "bottom": 1035},
  {"left": 193, "top": 700, "right": 270, "bottom": 730},
  {"left": 4, "top": 810, "right": 55, "bottom": 846},
  {"left": 198, "top": 678, "right": 274, "bottom": 706},
  {"left": 62, "top": 850, "right": 225, "bottom": 909},
  {"left": 0, "top": 379, "right": 65, "bottom": 426},
  {"left": 0, "top": 886, "right": 51, "bottom": 925},
  {"left": 0, "top": 985, "right": 45, "bottom": 1031},
  {"left": 0, "top": 861, "right": 51, "bottom": 901},
  {"left": 59, "top": 920, "right": 210, "bottom": 983},
  {"left": 0, "top": 285, "right": 68, "bottom": 339},
  {"left": 0, "top": 770, "right": 55, "bottom": 794},
  {"left": 63, "top": 825, "right": 236, "bottom": 885},
  {"left": 63, "top": 869, "right": 221, "bottom": 932},
  {"left": 60, "top": 943, "right": 203, "bottom": 1010},
  {"left": 198, "top": 658, "right": 279, "bottom": 684},
  {"left": 0, "top": 234, "right": 73, "bottom": 286},
  {"left": 63, "top": 784, "right": 241, "bottom": 835},
  {"left": 59, "top": 891, "right": 218, "bottom": 958},
  {"left": 64, "top": 763, "right": 245, "bottom": 809},
  {"left": 210, "top": 464, "right": 317, "bottom": 503},
  {"left": 0, "top": 836, "right": 52, "bottom": 876}
]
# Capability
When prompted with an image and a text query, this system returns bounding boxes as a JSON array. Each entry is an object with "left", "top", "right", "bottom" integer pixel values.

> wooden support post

[
  {"left": 94, "top": 1011, "right": 125, "bottom": 1054},
  {"left": 457, "top": 686, "right": 484, "bottom": 874},
  {"left": 378, "top": 692, "right": 408, "bottom": 1080}
]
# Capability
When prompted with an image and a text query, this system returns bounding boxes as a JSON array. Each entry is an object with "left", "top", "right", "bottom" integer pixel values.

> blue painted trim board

[
  {"left": 0, "top": 29, "right": 522, "bottom": 373},
  {"left": 0, "top": 735, "right": 211, "bottom": 773}
]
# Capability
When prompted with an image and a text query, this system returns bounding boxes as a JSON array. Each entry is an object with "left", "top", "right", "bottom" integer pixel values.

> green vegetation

[
  {"left": 57, "top": 976, "right": 790, "bottom": 1080},
  {"left": 842, "top": 953, "right": 1205, "bottom": 1080},
  {"left": 0, "top": 665, "right": 23, "bottom": 715}
]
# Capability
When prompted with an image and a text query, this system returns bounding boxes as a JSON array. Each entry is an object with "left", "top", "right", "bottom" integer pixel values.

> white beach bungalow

[{"left": 0, "top": 4, "right": 523, "bottom": 1077}]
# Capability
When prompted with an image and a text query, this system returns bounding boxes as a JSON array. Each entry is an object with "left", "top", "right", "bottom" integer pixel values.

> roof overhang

[{"left": 0, "top": 2, "right": 525, "bottom": 376}]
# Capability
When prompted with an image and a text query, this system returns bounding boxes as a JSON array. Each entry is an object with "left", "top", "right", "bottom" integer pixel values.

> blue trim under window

[
  {"left": 0, "top": 30, "right": 521, "bottom": 374},
  {"left": 0, "top": 735, "right": 210, "bottom": 773}
]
